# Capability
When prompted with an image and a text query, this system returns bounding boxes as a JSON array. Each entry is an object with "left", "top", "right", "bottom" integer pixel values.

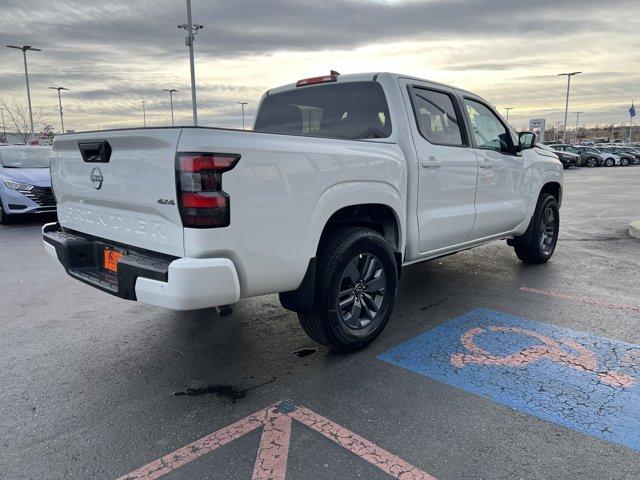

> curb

[{"left": 630, "top": 220, "right": 640, "bottom": 240}]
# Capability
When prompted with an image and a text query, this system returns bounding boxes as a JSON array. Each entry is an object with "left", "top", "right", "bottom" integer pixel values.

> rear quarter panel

[{"left": 178, "top": 128, "right": 407, "bottom": 298}]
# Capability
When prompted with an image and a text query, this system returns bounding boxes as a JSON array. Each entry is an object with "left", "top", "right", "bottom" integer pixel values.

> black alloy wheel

[
  {"left": 539, "top": 206, "right": 557, "bottom": 256},
  {"left": 337, "top": 253, "right": 386, "bottom": 330}
]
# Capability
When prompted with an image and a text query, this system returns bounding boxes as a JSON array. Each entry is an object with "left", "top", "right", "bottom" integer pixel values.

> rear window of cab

[{"left": 254, "top": 81, "right": 391, "bottom": 140}]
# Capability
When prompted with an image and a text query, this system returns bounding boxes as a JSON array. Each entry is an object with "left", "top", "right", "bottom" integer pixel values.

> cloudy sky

[{"left": 1, "top": 0, "right": 639, "bottom": 132}]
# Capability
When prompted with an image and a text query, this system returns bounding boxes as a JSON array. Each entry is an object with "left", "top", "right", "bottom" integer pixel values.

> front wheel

[
  {"left": 632, "top": 157, "right": 640, "bottom": 166},
  {"left": 620, "top": 158, "right": 630, "bottom": 166},
  {"left": 513, "top": 194, "right": 559, "bottom": 264},
  {"left": 586, "top": 157, "right": 598, "bottom": 167},
  {"left": 0, "top": 200, "right": 11, "bottom": 225},
  {"left": 297, "top": 227, "right": 398, "bottom": 352},
  {"left": 604, "top": 158, "right": 615, "bottom": 167}
]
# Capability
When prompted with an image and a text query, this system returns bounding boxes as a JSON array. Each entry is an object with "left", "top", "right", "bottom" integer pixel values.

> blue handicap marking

[{"left": 378, "top": 308, "right": 640, "bottom": 452}]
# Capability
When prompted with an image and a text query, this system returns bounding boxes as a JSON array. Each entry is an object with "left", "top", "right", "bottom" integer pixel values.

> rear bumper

[
  {"left": 42, "top": 222, "right": 240, "bottom": 310},
  {"left": 558, "top": 157, "right": 576, "bottom": 167}
]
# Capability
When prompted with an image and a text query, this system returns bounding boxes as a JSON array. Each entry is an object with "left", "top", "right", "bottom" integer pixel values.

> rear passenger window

[{"left": 410, "top": 87, "right": 464, "bottom": 146}]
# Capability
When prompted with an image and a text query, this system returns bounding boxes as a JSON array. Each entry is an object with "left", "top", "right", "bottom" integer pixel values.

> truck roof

[{"left": 267, "top": 72, "right": 477, "bottom": 97}]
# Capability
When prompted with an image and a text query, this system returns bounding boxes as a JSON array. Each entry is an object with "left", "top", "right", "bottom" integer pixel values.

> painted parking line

[
  {"left": 117, "top": 400, "right": 436, "bottom": 480},
  {"left": 378, "top": 308, "right": 640, "bottom": 452},
  {"left": 520, "top": 287, "right": 640, "bottom": 316}
]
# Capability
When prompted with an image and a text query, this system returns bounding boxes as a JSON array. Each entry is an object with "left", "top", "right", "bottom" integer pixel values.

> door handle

[
  {"left": 421, "top": 157, "right": 441, "bottom": 169},
  {"left": 479, "top": 160, "right": 494, "bottom": 169}
]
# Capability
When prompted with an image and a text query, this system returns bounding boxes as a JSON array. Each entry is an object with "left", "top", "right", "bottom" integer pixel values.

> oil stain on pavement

[{"left": 378, "top": 308, "right": 640, "bottom": 452}]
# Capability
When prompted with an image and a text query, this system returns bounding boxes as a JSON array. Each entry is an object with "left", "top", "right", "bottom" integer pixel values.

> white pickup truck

[{"left": 43, "top": 72, "right": 563, "bottom": 351}]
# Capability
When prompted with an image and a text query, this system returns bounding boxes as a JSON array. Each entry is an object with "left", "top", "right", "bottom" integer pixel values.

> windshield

[
  {"left": 0, "top": 148, "right": 51, "bottom": 168},
  {"left": 254, "top": 81, "right": 392, "bottom": 140}
]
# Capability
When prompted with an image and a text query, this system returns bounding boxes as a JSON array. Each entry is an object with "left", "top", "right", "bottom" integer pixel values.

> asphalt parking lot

[{"left": 2, "top": 167, "right": 640, "bottom": 480}]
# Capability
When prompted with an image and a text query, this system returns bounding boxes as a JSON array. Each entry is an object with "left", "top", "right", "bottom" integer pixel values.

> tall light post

[
  {"left": 558, "top": 71, "right": 582, "bottom": 143},
  {"left": 574, "top": 111, "right": 583, "bottom": 143},
  {"left": 504, "top": 107, "right": 514, "bottom": 123},
  {"left": 630, "top": 101, "right": 636, "bottom": 144},
  {"left": 556, "top": 121, "right": 562, "bottom": 142},
  {"left": 163, "top": 89, "right": 178, "bottom": 126},
  {"left": 237, "top": 102, "right": 248, "bottom": 130},
  {"left": 142, "top": 100, "right": 146, "bottom": 128},
  {"left": 179, "top": 0, "right": 203, "bottom": 127},
  {"left": 0, "top": 107, "right": 6, "bottom": 143},
  {"left": 49, "top": 86, "right": 69, "bottom": 133},
  {"left": 6, "top": 45, "right": 42, "bottom": 136}
]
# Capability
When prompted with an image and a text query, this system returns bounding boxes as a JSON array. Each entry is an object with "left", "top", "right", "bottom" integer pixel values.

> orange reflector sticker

[{"left": 103, "top": 249, "right": 124, "bottom": 273}]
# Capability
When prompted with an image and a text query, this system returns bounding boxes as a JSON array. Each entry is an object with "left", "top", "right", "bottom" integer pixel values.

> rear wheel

[
  {"left": 513, "top": 194, "right": 559, "bottom": 264},
  {"left": 620, "top": 158, "right": 630, "bottom": 166},
  {"left": 604, "top": 158, "right": 615, "bottom": 167},
  {"left": 586, "top": 157, "right": 598, "bottom": 167},
  {"left": 632, "top": 157, "right": 640, "bottom": 166},
  {"left": 297, "top": 227, "right": 398, "bottom": 352}
]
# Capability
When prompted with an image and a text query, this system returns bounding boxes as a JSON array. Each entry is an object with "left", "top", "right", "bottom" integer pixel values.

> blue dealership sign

[{"left": 379, "top": 308, "right": 640, "bottom": 452}]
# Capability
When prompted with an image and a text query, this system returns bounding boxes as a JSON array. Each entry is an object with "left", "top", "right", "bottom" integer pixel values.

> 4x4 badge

[{"left": 157, "top": 198, "right": 176, "bottom": 205}]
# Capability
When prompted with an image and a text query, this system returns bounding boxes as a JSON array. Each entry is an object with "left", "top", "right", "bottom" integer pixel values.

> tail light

[{"left": 176, "top": 152, "right": 240, "bottom": 228}]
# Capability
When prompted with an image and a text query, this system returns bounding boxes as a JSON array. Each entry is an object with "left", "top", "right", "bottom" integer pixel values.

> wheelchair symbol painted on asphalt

[{"left": 451, "top": 325, "right": 636, "bottom": 388}]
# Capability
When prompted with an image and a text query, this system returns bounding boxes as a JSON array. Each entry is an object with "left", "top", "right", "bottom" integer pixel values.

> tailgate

[{"left": 51, "top": 128, "right": 184, "bottom": 257}]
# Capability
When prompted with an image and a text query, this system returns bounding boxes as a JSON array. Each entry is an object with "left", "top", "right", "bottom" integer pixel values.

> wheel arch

[
  {"left": 539, "top": 181, "right": 562, "bottom": 207},
  {"left": 280, "top": 182, "right": 406, "bottom": 313}
]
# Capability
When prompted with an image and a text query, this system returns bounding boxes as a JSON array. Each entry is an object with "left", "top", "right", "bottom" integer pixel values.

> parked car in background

[
  {"left": 0, "top": 146, "right": 55, "bottom": 224},
  {"left": 621, "top": 147, "right": 640, "bottom": 165},
  {"left": 537, "top": 143, "right": 578, "bottom": 168},
  {"left": 596, "top": 146, "right": 628, "bottom": 166},
  {"left": 554, "top": 144, "right": 604, "bottom": 167},
  {"left": 606, "top": 145, "right": 639, "bottom": 165}
]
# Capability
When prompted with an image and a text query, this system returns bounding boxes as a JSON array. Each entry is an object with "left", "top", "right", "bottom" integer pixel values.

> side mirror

[{"left": 519, "top": 131, "right": 538, "bottom": 150}]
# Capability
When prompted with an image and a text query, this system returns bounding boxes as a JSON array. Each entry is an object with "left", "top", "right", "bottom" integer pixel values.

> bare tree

[{"left": 0, "top": 99, "right": 44, "bottom": 144}]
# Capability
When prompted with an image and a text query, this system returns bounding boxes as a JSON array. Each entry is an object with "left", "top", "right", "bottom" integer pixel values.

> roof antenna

[{"left": 330, "top": 70, "right": 341, "bottom": 76}]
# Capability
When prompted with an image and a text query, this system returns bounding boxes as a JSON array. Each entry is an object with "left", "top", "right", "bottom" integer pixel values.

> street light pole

[
  {"left": 505, "top": 107, "right": 513, "bottom": 123},
  {"left": 630, "top": 101, "right": 635, "bottom": 144},
  {"left": 163, "top": 89, "right": 178, "bottom": 126},
  {"left": 49, "top": 86, "right": 69, "bottom": 133},
  {"left": 179, "top": 1, "right": 203, "bottom": 127},
  {"left": 574, "top": 111, "right": 583, "bottom": 143},
  {"left": 237, "top": 102, "right": 248, "bottom": 130},
  {"left": 558, "top": 71, "right": 582, "bottom": 143},
  {"left": 556, "top": 121, "right": 562, "bottom": 142},
  {"left": 6, "top": 45, "right": 42, "bottom": 136},
  {"left": 0, "top": 107, "right": 6, "bottom": 143},
  {"left": 142, "top": 100, "right": 146, "bottom": 128}
]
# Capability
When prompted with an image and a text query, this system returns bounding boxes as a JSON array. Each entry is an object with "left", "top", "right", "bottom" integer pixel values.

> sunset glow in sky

[{"left": 2, "top": 0, "right": 639, "bottom": 132}]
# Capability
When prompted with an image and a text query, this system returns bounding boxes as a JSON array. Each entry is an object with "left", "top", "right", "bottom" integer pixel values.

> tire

[
  {"left": 604, "top": 158, "right": 615, "bottom": 167},
  {"left": 0, "top": 200, "right": 11, "bottom": 225},
  {"left": 632, "top": 158, "right": 640, "bottom": 166},
  {"left": 298, "top": 227, "right": 398, "bottom": 352},
  {"left": 513, "top": 194, "right": 559, "bottom": 264},
  {"left": 586, "top": 157, "right": 598, "bottom": 167},
  {"left": 620, "top": 158, "right": 630, "bottom": 167}
]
